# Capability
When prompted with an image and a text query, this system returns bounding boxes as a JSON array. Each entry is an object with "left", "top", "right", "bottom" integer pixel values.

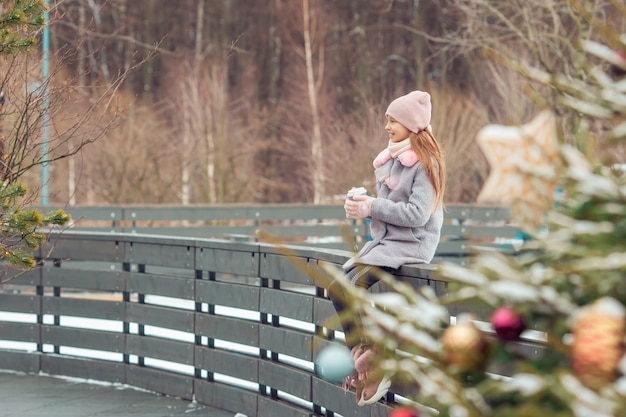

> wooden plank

[
  {"left": 5, "top": 268, "right": 40, "bottom": 286},
  {"left": 257, "top": 396, "right": 312, "bottom": 417},
  {"left": 442, "top": 224, "right": 519, "bottom": 240},
  {"left": 441, "top": 204, "right": 476, "bottom": 220},
  {"left": 31, "top": 205, "right": 124, "bottom": 226},
  {"left": 444, "top": 204, "right": 511, "bottom": 222},
  {"left": 400, "top": 275, "right": 434, "bottom": 293},
  {"left": 196, "top": 280, "right": 260, "bottom": 311},
  {"left": 258, "top": 360, "right": 312, "bottom": 400},
  {"left": 435, "top": 241, "right": 472, "bottom": 256},
  {"left": 123, "top": 205, "right": 251, "bottom": 222},
  {"left": 126, "top": 303, "right": 194, "bottom": 333},
  {"left": 441, "top": 224, "right": 465, "bottom": 239},
  {"left": 260, "top": 288, "right": 313, "bottom": 323},
  {"left": 41, "top": 355, "right": 125, "bottom": 383},
  {"left": 127, "top": 241, "right": 194, "bottom": 269},
  {"left": 259, "top": 325, "right": 313, "bottom": 362},
  {"left": 432, "top": 280, "right": 449, "bottom": 299},
  {"left": 129, "top": 225, "right": 257, "bottom": 238},
  {"left": 391, "top": 377, "right": 424, "bottom": 399},
  {"left": 43, "top": 268, "right": 126, "bottom": 292},
  {"left": 250, "top": 204, "right": 346, "bottom": 221},
  {"left": 432, "top": 256, "right": 470, "bottom": 267},
  {"left": 465, "top": 224, "right": 520, "bottom": 239},
  {"left": 126, "top": 365, "right": 194, "bottom": 400},
  {"left": 195, "top": 346, "right": 258, "bottom": 382},
  {"left": 398, "top": 263, "right": 438, "bottom": 280},
  {"left": 468, "top": 205, "right": 511, "bottom": 222},
  {"left": 308, "top": 251, "right": 353, "bottom": 269},
  {"left": 313, "top": 298, "right": 340, "bottom": 330},
  {"left": 196, "top": 314, "right": 259, "bottom": 347},
  {"left": 0, "top": 293, "right": 40, "bottom": 314},
  {"left": 437, "top": 241, "right": 518, "bottom": 257},
  {"left": 196, "top": 246, "right": 259, "bottom": 276},
  {"left": 42, "top": 326, "right": 124, "bottom": 352},
  {"left": 127, "top": 334, "right": 193, "bottom": 365},
  {"left": 0, "top": 349, "right": 40, "bottom": 373},
  {"left": 66, "top": 206, "right": 125, "bottom": 223},
  {"left": 0, "top": 322, "right": 39, "bottom": 343},
  {"left": 258, "top": 224, "right": 347, "bottom": 238},
  {"left": 274, "top": 241, "right": 358, "bottom": 254},
  {"left": 194, "top": 379, "right": 259, "bottom": 417},
  {"left": 130, "top": 224, "right": 356, "bottom": 241},
  {"left": 127, "top": 272, "right": 194, "bottom": 300},
  {"left": 260, "top": 253, "right": 313, "bottom": 285},
  {"left": 41, "top": 236, "right": 122, "bottom": 262},
  {"left": 311, "top": 377, "right": 374, "bottom": 417},
  {"left": 306, "top": 242, "right": 357, "bottom": 251},
  {"left": 42, "top": 297, "right": 124, "bottom": 321}
]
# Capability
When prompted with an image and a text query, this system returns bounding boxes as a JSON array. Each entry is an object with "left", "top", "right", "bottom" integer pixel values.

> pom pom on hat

[{"left": 386, "top": 91, "right": 432, "bottom": 133}]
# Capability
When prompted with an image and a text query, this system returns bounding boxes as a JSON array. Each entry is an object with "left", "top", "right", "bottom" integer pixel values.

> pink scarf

[{"left": 373, "top": 139, "right": 419, "bottom": 189}]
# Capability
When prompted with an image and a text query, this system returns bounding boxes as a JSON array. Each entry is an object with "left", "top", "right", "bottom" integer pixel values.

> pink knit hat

[{"left": 385, "top": 90, "right": 432, "bottom": 133}]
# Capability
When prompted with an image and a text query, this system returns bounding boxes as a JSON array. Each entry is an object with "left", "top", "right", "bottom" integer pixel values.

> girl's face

[{"left": 385, "top": 116, "right": 411, "bottom": 142}]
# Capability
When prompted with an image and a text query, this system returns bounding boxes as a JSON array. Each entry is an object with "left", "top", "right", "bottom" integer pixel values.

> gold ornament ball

[
  {"left": 572, "top": 310, "right": 625, "bottom": 390},
  {"left": 441, "top": 321, "right": 489, "bottom": 372}
]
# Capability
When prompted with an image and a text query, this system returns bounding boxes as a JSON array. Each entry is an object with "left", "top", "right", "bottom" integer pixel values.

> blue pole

[{"left": 41, "top": 0, "right": 50, "bottom": 205}]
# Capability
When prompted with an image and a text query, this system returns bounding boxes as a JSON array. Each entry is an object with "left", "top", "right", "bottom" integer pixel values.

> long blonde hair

[{"left": 410, "top": 128, "right": 445, "bottom": 209}]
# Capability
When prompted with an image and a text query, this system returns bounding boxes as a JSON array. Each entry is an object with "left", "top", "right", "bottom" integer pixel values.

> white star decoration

[{"left": 476, "top": 110, "right": 563, "bottom": 229}]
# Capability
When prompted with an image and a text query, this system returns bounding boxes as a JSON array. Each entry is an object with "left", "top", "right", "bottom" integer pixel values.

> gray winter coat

[{"left": 343, "top": 158, "right": 443, "bottom": 270}]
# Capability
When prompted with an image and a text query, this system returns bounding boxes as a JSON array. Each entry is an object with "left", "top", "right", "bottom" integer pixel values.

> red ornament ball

[
  {"left": 389, "top": 407, "right": 419, "bottom": 417},
  {"left": 491, "top": 306, "right": 526, "bottom": 342},
  {"left": 610, "top": 50, "right": 626, "bottom": 77}
]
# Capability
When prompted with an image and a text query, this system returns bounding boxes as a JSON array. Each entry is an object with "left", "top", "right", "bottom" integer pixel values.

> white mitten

[{"left": 344, "top": 195, "right": 375, "bottom": 219}]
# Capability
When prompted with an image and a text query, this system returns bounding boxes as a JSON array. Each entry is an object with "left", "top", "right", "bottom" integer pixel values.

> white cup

[{"left": 346, "top": 187, "right": 367, "bottom": 200}]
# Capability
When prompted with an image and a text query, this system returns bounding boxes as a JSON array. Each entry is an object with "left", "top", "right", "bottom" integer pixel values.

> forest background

[{"left": 5, "top": 0, "right": 625, "bottom": 207}]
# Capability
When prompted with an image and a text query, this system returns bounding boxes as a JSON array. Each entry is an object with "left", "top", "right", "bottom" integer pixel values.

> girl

[{"left": 329, "top": 90, "right": 445, "bottom": 406}]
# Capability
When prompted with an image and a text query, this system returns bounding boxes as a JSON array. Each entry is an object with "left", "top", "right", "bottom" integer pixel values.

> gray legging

[{"left": 327, "top": 264, "right": 398, "bottom": 349}]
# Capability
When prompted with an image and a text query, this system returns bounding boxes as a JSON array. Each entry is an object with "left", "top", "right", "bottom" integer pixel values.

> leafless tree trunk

[
  {"left": 181, "top": 102, "right": 191, "bottom": 205},
  {"left": 302, "top": 0, "right": 324, "bottom": 204},
  {"left": 68, "top": 1, "right": 88, "bottom": 206},
  {"left": 180, "top": 0, "right": 205, "bottom": 205}
]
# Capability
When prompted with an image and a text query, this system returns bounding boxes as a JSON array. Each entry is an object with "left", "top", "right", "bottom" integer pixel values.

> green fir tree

[
  {"left": 321, "top": 3, "right": 626, "bottom": 416},
  {"left": 0, "top": 0, "right": 69, "bottom": 282}
]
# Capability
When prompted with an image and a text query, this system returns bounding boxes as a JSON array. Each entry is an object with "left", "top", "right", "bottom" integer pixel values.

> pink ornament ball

[
  {"left": 491, "top": 306, "right": 526, "bottom": 342},
  {"left": 610, "top": 50, "right": 626, "bottom": 77}
]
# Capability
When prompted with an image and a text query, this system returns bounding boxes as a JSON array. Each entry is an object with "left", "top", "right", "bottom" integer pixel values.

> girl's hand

[{"left": 345, "top": 195, "right": 375, "bottom": 219}]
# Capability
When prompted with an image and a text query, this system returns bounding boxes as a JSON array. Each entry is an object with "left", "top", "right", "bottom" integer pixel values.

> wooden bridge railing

[
  {"left": 31, "top": 203, "right": 522, "bottom": 266},
  {"left": 0, "top": 202, "right": 536, "bottom": 416},
  {"left": 0, "top": 231, "right": 446, "bottom": 417}
]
